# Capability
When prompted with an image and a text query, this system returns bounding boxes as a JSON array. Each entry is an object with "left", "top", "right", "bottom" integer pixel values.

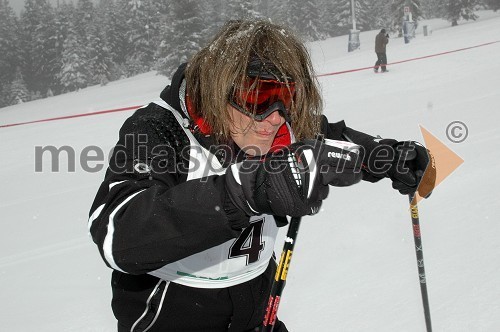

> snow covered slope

[{"left": 1, "top": 12, "right": 499, "bottom": 331}]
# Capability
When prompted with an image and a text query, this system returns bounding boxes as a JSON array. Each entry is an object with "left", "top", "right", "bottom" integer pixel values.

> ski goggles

[{"left": 229, "top": 77, "right": 295, "bottom": 122}]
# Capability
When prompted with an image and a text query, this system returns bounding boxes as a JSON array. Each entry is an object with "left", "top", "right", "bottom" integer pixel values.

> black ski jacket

[{"left": 88, "top": 64, "right": 381, "bottom": 331}]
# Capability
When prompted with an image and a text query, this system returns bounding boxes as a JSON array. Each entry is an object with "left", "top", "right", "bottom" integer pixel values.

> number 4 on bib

[{"left": 229, "top": 219, "right": 265, "bottom": 265}]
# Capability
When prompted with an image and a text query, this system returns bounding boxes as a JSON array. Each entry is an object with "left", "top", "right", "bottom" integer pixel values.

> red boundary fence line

[
  {"left": 0, "top": 105, "right": 142, "bottom": 129},
  {"left": 316, "top": 40, "right": 500, "bottom": 77},
  {"left": 1, "top": 40, "right": 499, "bottom": 129}
]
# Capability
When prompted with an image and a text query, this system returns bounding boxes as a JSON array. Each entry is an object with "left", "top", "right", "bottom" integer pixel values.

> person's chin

[
  {"left": 257, "top": 143, "right": 273, "bottom": 155},
  {"left": 256, "top": 134, "right": 275, "bottom": 144}
]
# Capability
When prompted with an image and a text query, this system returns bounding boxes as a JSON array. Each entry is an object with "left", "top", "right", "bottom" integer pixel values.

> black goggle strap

[{"left": 247, "top": 57, "right": 293, "bottom": 83}]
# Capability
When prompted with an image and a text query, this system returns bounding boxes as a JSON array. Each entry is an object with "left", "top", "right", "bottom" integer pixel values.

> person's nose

[{"left": 265, "top": 110, "right": 284, "bottom": 126}]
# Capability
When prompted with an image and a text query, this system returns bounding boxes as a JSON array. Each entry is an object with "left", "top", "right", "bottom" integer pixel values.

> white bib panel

[{"left": 148, "top": 100, "right": 279, "bottom": 288}]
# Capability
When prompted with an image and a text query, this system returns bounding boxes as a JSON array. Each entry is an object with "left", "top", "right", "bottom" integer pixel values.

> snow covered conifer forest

[{"left": 0, "top": 0, "right": 496, "bottom": 108}]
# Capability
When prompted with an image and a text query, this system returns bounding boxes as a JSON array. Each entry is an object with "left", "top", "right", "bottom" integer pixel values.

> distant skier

[{"left": 374, "top": 29, "right": 390, "bottom": 73}]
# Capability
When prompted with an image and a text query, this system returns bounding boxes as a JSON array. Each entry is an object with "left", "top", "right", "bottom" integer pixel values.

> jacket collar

[
  {"left": 160, "top": 63, "right": 294, "bottom": 157},
  {"left": 159, "top": 63, "right": 187, "bottom": 116}
]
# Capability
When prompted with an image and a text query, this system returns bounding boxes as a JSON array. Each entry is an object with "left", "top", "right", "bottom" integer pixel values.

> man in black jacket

[
  {"left": 374, "top": 28, "right": 390, "bottom": 73},
  {"left": 89, "top": 20, "right": 434, "bottom": 331}
]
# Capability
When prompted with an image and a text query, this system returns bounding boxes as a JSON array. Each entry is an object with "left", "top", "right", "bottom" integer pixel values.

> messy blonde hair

[{"left": 185, "top": 19, "right": 322, "bottom": 143}]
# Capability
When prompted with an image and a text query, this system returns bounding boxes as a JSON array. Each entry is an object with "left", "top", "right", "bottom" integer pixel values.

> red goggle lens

[{"left": 232, "top": 78, "right": 295, "bottom": 119}]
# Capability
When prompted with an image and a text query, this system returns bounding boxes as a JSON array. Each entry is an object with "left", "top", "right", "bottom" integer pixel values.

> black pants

[
  {"left": 374, "top": 52, "right": 387, "bottom": 72},
  {"left": 113, "top": 262, "right": 288, "bottom": 332}
]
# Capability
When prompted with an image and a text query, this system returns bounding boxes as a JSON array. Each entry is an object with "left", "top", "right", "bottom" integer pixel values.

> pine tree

[
  {"left": 153, "top": 0, "right": 173, "bottom": 77},
  {"left": 280, "top": 0, "right": 323, "bottom": 41},
  {"left": 155, "top": 1, "right": 204, "bottom": 76},
  {"left": 87, "top": 24, "right": 113, "bottom": 85},
  {"left": 6, "top": 68, "right": 30, "bottom": 105},
  {"left": 351, "top": 0, "right": 373, "bottom": 32},
  {"left": 0, "top": 0, "right": 20, "bottom": 106},
  {"left": 332, "top": 0, "right": 353, "bottom": 36},
  {"left": 370, "top": 0, "right": 392, "bottom": 30},
  {"left": 53, "top": 1, "right": 76, "bottom": 94},
  {"left": 74, "top": 0, "right": 95, "bottom": 40},
  {"left": 316, "top": 0, "right": 338, "bottom": 37},
  {"left": 0, "top": 83, "right": 7, "bottom": 108},
  {"left": 19, "top": 0, "right": 59, "bottom": 96},
  {"left": 0, "top": 0, "right": 19, "bottom": 85},
  {"left": 59, "top": 26, "right": 89, "bottom": 92},
  {"left": 421, "top": 0, "right": 441, "bottom": 18},
  {"left": 118, "top": 0, "right": 161, "bottom": 76},
  {"left": 97, "top": 0, "right": 128, "bottom": 79},
  {"left": 268, "top": 0, "right": 290, "bottom": 26},
  {"left": 301, "top": 0, "right": 323, "bottom": 40},
  {"left": 198, "top": 1, "right": 226, "bottom": 43},
  {"left": 438, "top": 0, "right": 480, "bottom": 26},
  {"left": 256, "top": 0, "right": 272, "bottom": 20},
  {"left": 283, "top": 0, "right": 302, "bottom": 36},
  {"left": 459, "top": 0, "right": 480, "bottom": 22},
  {"left": 354, "top": 0, "right": 386, "bottom": 31},
  {"left": 225, "top": 0, "right": 262, "bottom": 19},
  {"left": 486, "top": 0, "right": 500, "bottom": 11}
]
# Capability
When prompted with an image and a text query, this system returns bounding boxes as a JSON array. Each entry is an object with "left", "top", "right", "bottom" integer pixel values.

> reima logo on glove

[
  {"left": 327, "top": 151, "right": 352, "bottom": 161},
  {"left": 323, "top": 139, "right": 360, "bottom": 160}
]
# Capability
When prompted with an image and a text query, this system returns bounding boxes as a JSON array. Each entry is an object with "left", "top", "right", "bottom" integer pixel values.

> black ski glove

[
  {"left": 364, "top": 139, "right": 436, "bottom": 198},
  {"left": 225, "top": 139, "right": 363, "bottom": 218}
]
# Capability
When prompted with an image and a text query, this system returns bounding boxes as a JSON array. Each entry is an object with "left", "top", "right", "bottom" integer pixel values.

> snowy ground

[{"left": 1, "top": 12, "right": 499, "bottom": 331}]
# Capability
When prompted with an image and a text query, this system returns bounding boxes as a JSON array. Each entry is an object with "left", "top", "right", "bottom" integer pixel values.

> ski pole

[
  {"left": 261, "top": 216, "right": 302, "bottom": 332},
  {"left": 409, "top": 195, "right": 432, "bottom": 332}
]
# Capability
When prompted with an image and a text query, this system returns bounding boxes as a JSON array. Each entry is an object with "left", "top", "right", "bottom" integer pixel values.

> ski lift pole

[
  {"left": 409, "top": 195, "right": 433, "bottom": 332},
  {"left": 261, "top": 216, "right": 302, "bottom": 332}
]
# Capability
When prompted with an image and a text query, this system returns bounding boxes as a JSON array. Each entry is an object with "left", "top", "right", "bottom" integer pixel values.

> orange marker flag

[{"left": 413, "top": 125, "right": 464, "bottom": 205}]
